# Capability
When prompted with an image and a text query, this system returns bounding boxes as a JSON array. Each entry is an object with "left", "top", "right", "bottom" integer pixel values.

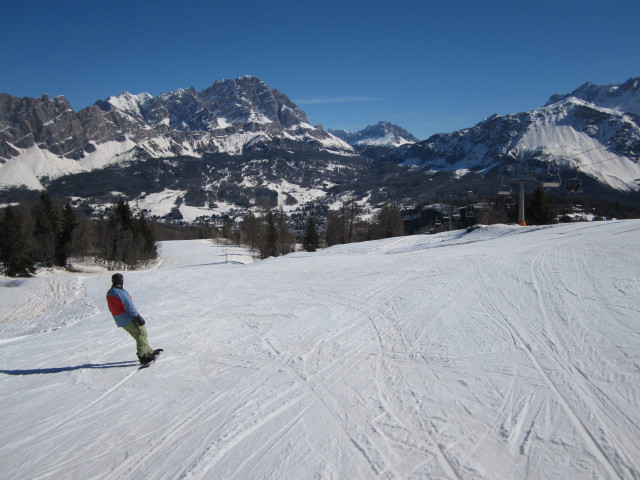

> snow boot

[{"left": 138, "top": 353, "right": 156, "bottom": 365}]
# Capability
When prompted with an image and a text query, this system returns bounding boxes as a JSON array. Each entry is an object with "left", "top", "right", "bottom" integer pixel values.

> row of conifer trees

[
  {"left": 238, "top": 202, "right": 405, "bottom": 259},
  {"left": 1, "top": 194, "right": 407, "bottom": 276},
  {"left": 0, "top": 194, "right": 157, "bottom": 277}
]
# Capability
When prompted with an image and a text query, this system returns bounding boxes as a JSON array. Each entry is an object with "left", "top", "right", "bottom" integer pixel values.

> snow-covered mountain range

[
  {"left": 0, "top": 76, "right": 639, "bottom": 218},
  {"left": 546, "top": 77, "right": 640, "bottom": 115},
  {"left": 397, "top": 77, "right": 640, "bottom": 191},
  {"left": 0, "top": 76, "right": 352, "bottom": 190}
]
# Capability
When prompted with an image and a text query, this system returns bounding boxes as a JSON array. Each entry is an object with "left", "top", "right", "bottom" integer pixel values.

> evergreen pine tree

[
  {"left": 134, "top": 211, "right": 157, "bottom": 262},
  {"left": 0, "top": 205, "right": 36, "bottom": 277},
  {"left": 55, "top": 202, "right": 77, "bottom": 267},
  {"left": 526, "top": 185, "right": 556, "bottom": 225},
  {"left": 344, "top": 200, "right": 363, "bottom": 243},
  {"left": 277, "top": 207, "right": 295, "bottom": 255},
  {"left": 375, "top": 204, "right": 405, "bottom": 239},
  {"left": 325, "top": 214, "right": 343, "bottom": 246},
  {"left": 222, "top": 215, "right": 233, "bottom": 240},
  {"left": 32, "top": 191, "right": 59, "bottom": 266},
  {"left": 260, "top": 210, "right": 279, "bottom": 259},
  {"left": 241, "top": 212, "right": 260, "bottom": 254},
  {"left": 302, "top": 217, "right": 320, "bottom": 252},
  {"left": 99, "top": 199, "right": 157, "bottom": 269}
]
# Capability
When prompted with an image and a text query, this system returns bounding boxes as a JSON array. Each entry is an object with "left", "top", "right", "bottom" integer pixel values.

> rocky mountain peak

[
  {"left": 0, "top": 76, "right": 354, "bottom": 190},
  {"left": 198, "top": 76, "right": 309, "bottom": 129},
  {"left": 546, "top": 76, "right": 640, "bottom": 115},
  {"left": 329, "top": 121, "right": 418, "bottom": 147},
  {"left": 0, "top": 92, "right": 85, "bottom": 160}
]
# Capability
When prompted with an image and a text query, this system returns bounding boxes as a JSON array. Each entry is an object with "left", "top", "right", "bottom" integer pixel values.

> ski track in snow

[{"left": 1, "top": 223, "right": 640, "bottom": 479}]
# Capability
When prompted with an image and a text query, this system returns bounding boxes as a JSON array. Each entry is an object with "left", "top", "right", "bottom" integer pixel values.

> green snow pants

[{"left": 122, "top": 321, "right": 154, "bottom": 359}]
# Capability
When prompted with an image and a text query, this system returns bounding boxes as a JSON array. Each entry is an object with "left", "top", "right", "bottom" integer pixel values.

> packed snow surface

[{"left": 1, "top": 222, "right": 640, "bottom": 479}]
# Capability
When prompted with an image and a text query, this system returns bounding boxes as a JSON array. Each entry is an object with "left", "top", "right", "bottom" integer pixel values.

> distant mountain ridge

[
  {"left": 546, "top": 77, "right": 640, "bottom": 115},
  {"left": 328, "top": 122, "right": 418, "bottom": 147},
  {"left": 396, "top": 77, "right": 640, "bottom": 191}
]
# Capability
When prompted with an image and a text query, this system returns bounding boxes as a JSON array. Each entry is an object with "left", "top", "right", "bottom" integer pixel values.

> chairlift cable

[
  {"left": 560, "top": 143, "right": 636, "bottom": 169},
  {"left": 579, "top": 153, "right": 635, "bottom": 168},
  {"left": 563, "top": 144, "right": 608, "bottom": 159}
]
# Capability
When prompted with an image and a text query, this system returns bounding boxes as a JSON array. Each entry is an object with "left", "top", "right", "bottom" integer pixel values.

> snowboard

[{"left": 139, "top": 349, "right": 163, "bottom": 369}]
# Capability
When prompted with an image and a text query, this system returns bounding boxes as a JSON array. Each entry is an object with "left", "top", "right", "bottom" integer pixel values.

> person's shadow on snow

[{"left": 0, "top": 361, "right": 139, "bottom": 375}]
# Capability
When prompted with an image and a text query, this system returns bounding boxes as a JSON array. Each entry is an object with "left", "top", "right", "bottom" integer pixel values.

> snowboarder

[{"left": 106, "top": 273, "right": 161, "bottom": 365}]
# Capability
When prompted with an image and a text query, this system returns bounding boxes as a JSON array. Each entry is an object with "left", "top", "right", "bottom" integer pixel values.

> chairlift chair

[
  {"left": 542, "top": 174, "right": 561, "bottom": 188},
  {"left": 564, "top": 177, "right": 582, "bottom": 193},
  {"left": 498, "top": 175, "right": 512, "bottom": 195},
  {"left": 541, "top": 162, "right": 561, "bottom": 188},
  {"left": 498, "top": 185, "right": 512, "bottom": 196},
  {"left": 504, "top": 196, "right": 516, "bottom": 207}
]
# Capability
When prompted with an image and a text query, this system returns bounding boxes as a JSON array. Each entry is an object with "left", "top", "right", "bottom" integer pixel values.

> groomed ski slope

[{"left": 1, "top": 221, "right": 639, "bottom": 479}]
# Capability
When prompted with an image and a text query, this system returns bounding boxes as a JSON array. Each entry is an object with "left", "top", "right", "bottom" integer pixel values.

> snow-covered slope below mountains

[{"left": 2, "top": 221, "right": 640, "bottom": 479}]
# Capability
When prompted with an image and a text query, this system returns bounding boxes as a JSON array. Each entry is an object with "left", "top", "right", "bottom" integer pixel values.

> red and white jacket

[{"left": 106, "top": 285, "right": 140, "bottom": 327}]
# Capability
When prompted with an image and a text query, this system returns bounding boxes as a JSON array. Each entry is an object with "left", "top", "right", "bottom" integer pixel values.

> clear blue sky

[{"left": 2, "top": 0, "right": 638, "bottom": 140}]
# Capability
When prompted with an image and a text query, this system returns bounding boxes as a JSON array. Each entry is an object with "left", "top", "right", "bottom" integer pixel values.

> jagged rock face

[
  {"left": 77, "top": 105, "right": 128, "bottom": 146},
  {"left": 546, "top": 77, "right": 640, "bottom": 115},
  {"left": 92, "top": 76, "right": 313, "bottom": 140},
  {"left": 198, "top": 77, "right": 309, "bottom": 131},
  {"left": 0, "top": 76, "right": 349, "bottom": 169},
  {"left": 0, "top": 94, "right": 88, "bottom": 160}
]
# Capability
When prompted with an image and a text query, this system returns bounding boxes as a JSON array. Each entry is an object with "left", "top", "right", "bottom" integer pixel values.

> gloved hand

[{"left": 133, "top": 315, "right": 145, "bottom": 326}]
